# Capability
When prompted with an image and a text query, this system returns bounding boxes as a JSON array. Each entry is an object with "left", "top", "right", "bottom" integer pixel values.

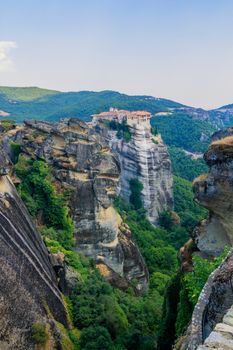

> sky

[{"left": 1, "top": 0, "right": 233, "bottom": 109}]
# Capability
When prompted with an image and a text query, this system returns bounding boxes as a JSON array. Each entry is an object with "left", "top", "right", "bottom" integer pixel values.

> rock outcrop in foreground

[
  {"left": 0, "top": 151, "right": 68, "bottom": 349},
  {"left": 179, "top": 135, "right": 233, "bottom": 349},
  {"left": 198, "top": 305, "right": 233, "bottom": 349},
  {"left": 10, "top": 119, "right": 148, "bottom": 293},
  {"left": 178, "top": 248, "right": 233, "bottom": 350},
  {"left": 93, "top": 109, "right": 173, "bottom": 224},
  {"left": 193, "top": 136, "right": 233, "bottom": 256}
]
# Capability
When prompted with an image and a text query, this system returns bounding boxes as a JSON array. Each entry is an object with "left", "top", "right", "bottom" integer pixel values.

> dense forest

[
  {"left": 151, "top": 112, "right": 216, "bottom": 152},
  {"left": 168, "top": 147, "right": 208, "bottom": 181}
]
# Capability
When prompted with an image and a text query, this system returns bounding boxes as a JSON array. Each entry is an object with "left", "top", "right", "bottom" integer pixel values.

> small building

[{"left": 92, "top": 108, "right": 151, "bottom": 129}]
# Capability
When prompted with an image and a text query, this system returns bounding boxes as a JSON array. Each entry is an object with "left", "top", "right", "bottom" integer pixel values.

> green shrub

[
  {"left": 184, "top": 246, "right": 230, "bottom": 306},
  {"left": 129, "top": 178, "right": 143, "bottom": 210},
  {"left": 10, "top": 142, "right": 21, "bottom": 164},
  {"left": 1, "top": 119, "right": 16, "bottom": 131},
  {"left": 44, "top": 238, "right": 90, "bottom": 280},
  {"left": 31, "top": 323, "right": 49, "bottom": 345},
  {"left": 80, "top": 326, "right": 114, "bottom": 350},
  {"left": 105, "top": 119, "right": 132, "bottom": 142},
  {"left": 149, "top": 272, "right": 170, "bottom": 296},
  {"left": 151, "top": 126, "right": 158, "bottom": 136},
  {"left": 56, "top": 322, "right": 77, "bottom": 350},
  {"left": 159, "top": 210, "right": 174, "bottom": 230},
  {"left": 15, "top": 156, "right": 74, "bottom": 249}
]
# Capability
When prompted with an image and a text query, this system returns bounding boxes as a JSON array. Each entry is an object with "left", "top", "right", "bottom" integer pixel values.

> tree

[
  {"left": 159, "top": 211, "right": 173, "bottom": 230},
  {"left": 31, "top": 323, "right": 49, "bottom": 345},
  {"left": 129, "top": 178, "right": 143, "bottom": 210},
  {"left": 80, "top": 326, "right": 114, "bottom": 350},
  {"left": 15, "top": 156, "right": 74, "bottom": 248}
]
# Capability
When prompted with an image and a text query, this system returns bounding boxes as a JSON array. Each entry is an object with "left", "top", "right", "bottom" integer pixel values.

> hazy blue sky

[{"left": 1, "top": 0, "right": 233, "bottom": 108}]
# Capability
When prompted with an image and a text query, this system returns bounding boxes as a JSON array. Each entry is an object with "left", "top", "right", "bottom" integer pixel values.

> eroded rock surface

[
  {"left": 177, "top": 249, "right": 233, "bottom": 350},
  {"left": 93, "top": 115, "right": 173, "bottom": 224},
  {"left": 10, "top": 118, "right": 148, "bottom": 292},
  {"left": 193, "top": 136, "right": 233, "bottom": 256},
  {"left": 197, "top": 306, "right": 233, "bottom": 350},
  {"left": 0, "top": 156, "right": 68, "bottom": 349},
  {"left": 179, "top": 135, "right": 233, "bottom": 349}
]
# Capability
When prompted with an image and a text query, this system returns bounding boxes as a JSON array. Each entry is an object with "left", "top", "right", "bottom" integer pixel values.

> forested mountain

[
  {"left": 2, "top": 85, "right": 232, "bottom": 157},
  {"left": 0, "top": 87, "right": 185, "bottom": 122}
]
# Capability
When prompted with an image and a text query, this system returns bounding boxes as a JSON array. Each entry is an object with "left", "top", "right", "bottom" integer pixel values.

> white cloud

[{"left": 0, "top": 41, "right": 17, "bottom": 72}]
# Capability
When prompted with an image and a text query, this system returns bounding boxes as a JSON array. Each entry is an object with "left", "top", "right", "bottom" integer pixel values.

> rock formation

[
  {"left": 0, "top": 148, "right": 69, "bottom": 349},
  {"left": 8, "top": 118, "right": 148, "bottom": 293},
  {"left": 211, "top": 126, "right": 233, "bottom": 142},
  {"left": 178, "top": 134, "right": 233, "bottom": 349},
  {"left": 177, "top": 248, "right": 233, "bottom": 350},
  {"left": 193, "top": 136, "right": 233, "bottom": 256},
  {"left": 197, "top": 305, "right": 233, "bottom": 350},
  {"left": 92, "top": 109, "right": 173, "bottom": 224}
]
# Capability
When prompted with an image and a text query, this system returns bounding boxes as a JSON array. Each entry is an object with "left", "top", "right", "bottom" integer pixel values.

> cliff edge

[
  {"left": 92, "top": 108, "right": 173, "bottom": 224},
  {"left": 9, "top": 118, "right": 149, "bottom": 293},
  {"left": 179, "top": 135, "right": 233, "bottom": 349},
  {"left": 0, "top": 149, "right": 69, "bottom": 349}
]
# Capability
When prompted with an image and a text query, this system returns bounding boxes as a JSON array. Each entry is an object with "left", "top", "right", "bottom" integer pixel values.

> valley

[{"left": 0, "top": 86, "right": 232, "bottom": 349}]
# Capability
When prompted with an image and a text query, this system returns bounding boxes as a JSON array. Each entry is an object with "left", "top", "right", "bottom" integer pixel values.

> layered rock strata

[
  {"left": 178, "top": 135, "right": 233, "bottom": 349},
  {"left": 197, "top": 305, "right": 233, "bottom": 350},
  {"left": 0, "top": 151, "right": 68, "bottom": 349},
  {"left": 178, "top": 249, "right": 233, "bottom": 350},
  {"left": 193, "top": 136, "right": 233, "bottom": 256},
  {"left": 10, "top": 119, "right": 148, "bottom": 293},
  {"left": 93, "top": 117, "right": 173, "bottom": 224}
]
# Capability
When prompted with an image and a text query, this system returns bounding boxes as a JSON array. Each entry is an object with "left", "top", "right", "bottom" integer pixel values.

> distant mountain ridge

[
  {"left": 1, "top": 85, "right": 233, "bottom": 125},
  {"left": 0, "top": 86, "right": 186, "bottom": 123},
  {"left": 0, "top": 86, "right": 59, "bottom": 101},
  {"left": 2, "top": 86, "right": 233, "bottom": 155}
]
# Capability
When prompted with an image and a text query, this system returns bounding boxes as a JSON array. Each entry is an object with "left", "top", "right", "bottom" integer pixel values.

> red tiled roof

[
  {"left": 96, "top": 109, "right": 151, "bottom": 118},
  {"left": 130, "top": 111, "right": 151, "bottom": 116}
]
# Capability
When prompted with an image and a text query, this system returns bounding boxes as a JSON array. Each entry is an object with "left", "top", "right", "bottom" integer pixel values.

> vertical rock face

[
  {"left": 179, "top": 135, "right": 233, "bottom": 350},
  {"left": 178, "top": 249, "right": 233, "bottom": 350},
  {"left": 112, "top": 127, "right": 173, "bottom": 224},
  {"left": 0, "top": 155, "right": 68, "bottom": 349},
  {"left": 93, "top": 111, "right": 173, "bottom": 224},
  {"left": 193, "top": 136, "right": 233, "bottom": 256},
  {"left": 11, "top": 119, "right": 148, "bottom": 293}
]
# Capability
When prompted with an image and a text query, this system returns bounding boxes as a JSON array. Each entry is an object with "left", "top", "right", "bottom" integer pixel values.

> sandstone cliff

[
  {"left": 193, "top": 136, "right": 233, "bottom": 256},
  {"left": 177, "top": 248, "right": 233, "bottom": 350},
  {"left": 0, "top": 149, "right": 69, "bottom": 349},
  {"left": 9, "top": 119, "right": 148, "bottom": 293},
  {"left": 93, "top": 118, "right": 173, "bottom": 224},
  {"left": 178, "top": 135, "right": 233, "bottom": 349}
]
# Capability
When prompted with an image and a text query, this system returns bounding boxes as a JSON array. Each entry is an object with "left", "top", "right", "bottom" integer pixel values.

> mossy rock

[
  {"left": 31, "top": 323, "right": 49, "bottom": 345},
  {"left": 56, "top": 322, "right": 79, "bottom": 350}
]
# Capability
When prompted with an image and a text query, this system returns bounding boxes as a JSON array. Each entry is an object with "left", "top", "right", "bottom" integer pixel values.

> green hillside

[
  {"left": 0, "top": 88, "right": 185, "bottom": 123},
  {"left": 0, "top": 87, "right": 219, "bottom": 156},
  {"left": 151, "top": 112, "right": 216, "bottom": 152},
  {"left": 0, "top": 86, "right": 59, "bottom": 101}
]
